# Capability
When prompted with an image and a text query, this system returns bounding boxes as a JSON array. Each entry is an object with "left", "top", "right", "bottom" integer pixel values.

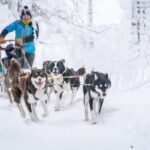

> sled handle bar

[{"left": 0, "top": 45, "right": 24, "bottom": 51}]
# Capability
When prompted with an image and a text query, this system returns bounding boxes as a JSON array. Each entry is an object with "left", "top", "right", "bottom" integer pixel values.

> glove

[
  {"left": 16, "top": 38, "right": 23, "bottom": 45},
  {"left": 0, "top": 37, "right": 6, "bottom": 44}
]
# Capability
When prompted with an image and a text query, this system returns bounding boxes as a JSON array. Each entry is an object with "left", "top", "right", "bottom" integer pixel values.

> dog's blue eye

[{"left": 100, "top": 84, "right": 102, "bottom": 87}]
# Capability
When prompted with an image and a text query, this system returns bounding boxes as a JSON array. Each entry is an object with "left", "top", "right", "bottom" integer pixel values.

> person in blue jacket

[{"left": 0, "top": 6, "right": 39, "bottom": 68}]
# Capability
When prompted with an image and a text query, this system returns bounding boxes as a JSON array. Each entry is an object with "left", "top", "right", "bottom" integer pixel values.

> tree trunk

[{"left": 88, "top": 0, "right": 94, "bottom": 49}]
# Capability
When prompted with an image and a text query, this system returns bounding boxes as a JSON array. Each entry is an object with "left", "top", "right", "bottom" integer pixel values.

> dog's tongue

[{"left": 35, "top": 81, "right": 42, "bottom": 86}]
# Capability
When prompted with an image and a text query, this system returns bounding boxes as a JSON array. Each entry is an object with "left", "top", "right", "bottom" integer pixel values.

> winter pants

[{"left": 25, "top": 53, "right": 35, "bottom": 67}]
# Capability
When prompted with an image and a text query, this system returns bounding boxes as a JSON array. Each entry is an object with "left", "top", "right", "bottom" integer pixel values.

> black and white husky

[
  {"left": 48, "top": 59, "right": 86, "bottom": 111},
  {"left": 10, "top": 59, "right": 49, "bottom": 122},
  {"left": 43, "top": 60, "right": 54, "bottom": 102},
  {"left": 83, "top": 71, "right": 111, "bottom": 124}
]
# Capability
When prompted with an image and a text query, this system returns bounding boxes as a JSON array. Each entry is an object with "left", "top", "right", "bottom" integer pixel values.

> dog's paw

[
  {"left": 32, "top": 118, "right": 39, "bottom": 122},
  {"left": 91, "top": 121, "right": 97, "bottom": 125},
  {"left": 21, "top": 112, "right": 26, "bottom": 118},
  {"left": 30, "top": 116, "right": 39, "bottom": 122},
  {"left": 42, "top": 113, "right": 49, "bottom": 118},
  {"left": 84, "top": 118, "right": 89, "bottom": 121},
  {"left": 54, "top": 106, "right": 60, "bottom": 111},
  {"left": 54, "top": 108, "right": 60, "bottom": 111}
]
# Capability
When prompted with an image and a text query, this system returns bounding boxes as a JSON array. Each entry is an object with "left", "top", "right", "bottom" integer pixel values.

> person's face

[{"left": 22, "top": 14, "right": 31, "bottom": 22}]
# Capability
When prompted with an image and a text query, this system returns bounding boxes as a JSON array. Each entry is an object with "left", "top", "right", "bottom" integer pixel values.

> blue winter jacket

[
  {"left": 1, "top": 20, "right": 39, "bottom": 54},
  {"left": 0, "top": 65, "right": 2, "bottom": 73}
]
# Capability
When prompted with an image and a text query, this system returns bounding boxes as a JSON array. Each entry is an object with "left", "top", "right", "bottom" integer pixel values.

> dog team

[{"left": 0, "top": 58, "right": 111, "bottom": 125}]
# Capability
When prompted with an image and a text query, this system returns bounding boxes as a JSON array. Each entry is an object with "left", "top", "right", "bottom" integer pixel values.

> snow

[
  {"left": 94, "top": 0, "right": 123, "bottom": 25},
  {"left": 0, "top": 87, "right": 150, "bottom": 150},
  {"left": 0, "top": 0, "right": 150, "bottom": 150}
]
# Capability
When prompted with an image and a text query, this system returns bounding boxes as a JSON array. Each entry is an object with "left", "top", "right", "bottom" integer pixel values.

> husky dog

[
  {"left": 49, "top": 59, "right": 86, "bottom": 111},
  {"left": 43, "top": 60, "right": 54, "bottom": 102},
  {"left": 43, "top": 60, "right": 52, "bottom": 74},
  {"left": 83, "top": 71, "right": 111, "bottom": 124},
  {"left": 10, "top": 58, "right": 49, "bottom": 122}
]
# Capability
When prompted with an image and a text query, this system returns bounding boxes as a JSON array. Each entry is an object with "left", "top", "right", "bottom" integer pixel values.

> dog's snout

[
  {"left": 53, "top": 68, "right": 58, "bottom": 74},
  {"left": 38, "top": 78, "right": 42, "bottom": 82}
]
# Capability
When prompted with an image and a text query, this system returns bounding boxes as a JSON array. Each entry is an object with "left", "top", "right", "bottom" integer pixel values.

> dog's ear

[
  {"left": 94, "top": 72, "right": 98, "bottom": 80},
  {"left": 60, "top": 59, "right": 65, "bottom": 63},
  {"left": 48, "top": 61, "right": 52, "bottom": 64},
  {"left": 108, "top": 79, "right": 111, "bottom": 88},
  {"left": 91, "top": 71, "right": 98, "bottom": 80},
  {"left": 105, "top": 73, "right": 108, "bottom": 79},
  {"left": 30, "top": 68, "right": 37, "bottom": 75},
  {"left": 104, "top": 73, "right": 111, "bottom": 88},
  {"left": 43, "top": 61, "right": 46, "bottom": 66}
]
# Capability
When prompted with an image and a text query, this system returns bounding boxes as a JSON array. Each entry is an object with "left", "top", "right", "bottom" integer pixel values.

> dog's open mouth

[
  {"left": 35, "top": 81, "right": 43, "bottom": 87},
  {"left": 53, "top": 72, "right": 58, "bottom": 76}
]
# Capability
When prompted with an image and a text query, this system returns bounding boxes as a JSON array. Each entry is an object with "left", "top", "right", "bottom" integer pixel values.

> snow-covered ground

[
  {"left": 0, "top": 0, "right": 150, "bottom": 150},
  {"left": 0, "top": 86, "right": 150, "bottom": 150}
]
